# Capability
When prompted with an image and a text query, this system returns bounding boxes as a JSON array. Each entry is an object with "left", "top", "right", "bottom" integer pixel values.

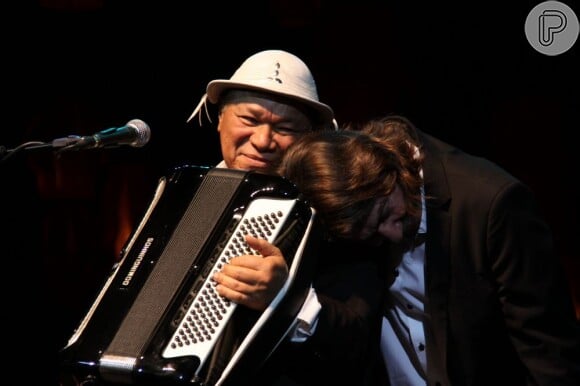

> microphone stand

[{"left": 1, "top": 136, "right": 83, "bottom": 164}]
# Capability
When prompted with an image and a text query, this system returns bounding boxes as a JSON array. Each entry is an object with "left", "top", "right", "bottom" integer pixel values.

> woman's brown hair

[{"left": 277, "top": 122, "right": 423, "bottom": 239}]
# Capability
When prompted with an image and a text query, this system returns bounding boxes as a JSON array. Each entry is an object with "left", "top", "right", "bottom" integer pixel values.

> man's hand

[{"left": 212, "top": 235, "right": 289, "bottom": 311}]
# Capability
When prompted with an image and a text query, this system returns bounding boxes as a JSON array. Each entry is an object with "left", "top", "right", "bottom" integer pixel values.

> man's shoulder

[{"left": 422, "top": 132, "right": 518, "bottom": 187}]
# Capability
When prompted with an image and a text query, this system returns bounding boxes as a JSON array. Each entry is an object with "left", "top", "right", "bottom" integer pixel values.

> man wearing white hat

[
  {"left": 188, "top": 49, "right": 336, "bottom": 173},
  {"left": 187, "top": 50, "right": 381, "bottom": 385}
]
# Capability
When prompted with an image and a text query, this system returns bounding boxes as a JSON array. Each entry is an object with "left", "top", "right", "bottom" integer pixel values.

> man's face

[{"left": 217, "top": 92, "right": 313, "bottom": 173}]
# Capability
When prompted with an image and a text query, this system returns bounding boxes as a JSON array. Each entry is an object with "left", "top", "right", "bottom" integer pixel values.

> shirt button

[{"left": 418, "top": 343, "right": 425, "bottom": 351}]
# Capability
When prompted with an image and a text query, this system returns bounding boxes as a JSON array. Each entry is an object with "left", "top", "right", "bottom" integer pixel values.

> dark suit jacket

[
  {"left": 369, "top": 131, "right": 580, "bottom": 386},
  {"left": 257, "top": 238, "right": 385, "bottom": 386}
]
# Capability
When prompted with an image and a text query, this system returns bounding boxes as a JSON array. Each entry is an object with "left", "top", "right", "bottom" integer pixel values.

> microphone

[{"left": 54, "top": 119, "right": 151, "bottom": 150}]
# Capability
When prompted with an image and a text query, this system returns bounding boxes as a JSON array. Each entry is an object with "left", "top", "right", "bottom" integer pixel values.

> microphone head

[{"left": 126, "top": 119, "right": 151, "bottom": 148}]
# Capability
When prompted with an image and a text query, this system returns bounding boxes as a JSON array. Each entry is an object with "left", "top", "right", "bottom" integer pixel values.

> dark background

[{"left": 2, "top": 1, "right": 578, "bottom": 384}]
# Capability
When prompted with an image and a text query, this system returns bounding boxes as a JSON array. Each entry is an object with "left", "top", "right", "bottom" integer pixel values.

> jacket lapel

[{"left": 419, "top": 132, "right": 452, "bottom": 381}]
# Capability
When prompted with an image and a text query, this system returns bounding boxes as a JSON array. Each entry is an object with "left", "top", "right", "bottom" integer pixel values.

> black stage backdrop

[{"left": 3, "top": 1, "right": 578, "bottom": 385}]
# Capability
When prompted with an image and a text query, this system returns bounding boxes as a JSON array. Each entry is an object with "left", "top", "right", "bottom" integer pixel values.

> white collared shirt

[{"left": 381, "top": 189, "right": 427, "bottom": 385}]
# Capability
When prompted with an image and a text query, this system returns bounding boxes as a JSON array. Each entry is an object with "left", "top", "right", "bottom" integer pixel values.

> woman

[{"left": 277, "top": 116, "right": 580, "bottom": 386}]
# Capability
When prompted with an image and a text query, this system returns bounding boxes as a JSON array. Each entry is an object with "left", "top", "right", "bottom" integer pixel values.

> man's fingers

[
  {"left": 213, "top": 271, "right": 266, "bottom": 310},
  {"left": 244, "top": 235, "right": 282, "bottom": 258}
]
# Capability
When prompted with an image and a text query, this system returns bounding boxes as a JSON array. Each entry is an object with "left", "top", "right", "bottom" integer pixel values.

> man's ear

[{"left": 216, "top": 114, "right": 222, "bottom": 133}]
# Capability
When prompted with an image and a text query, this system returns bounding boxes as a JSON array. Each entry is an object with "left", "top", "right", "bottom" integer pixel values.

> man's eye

[
  {"left": 239, "top": 116, "right": 259, "bottom": 126},
  {"left": 274, "top": 127, "right": 298, "bottom": 135},
  {"left": 274, "top": 127, "right": 309, "bottom": 136}
]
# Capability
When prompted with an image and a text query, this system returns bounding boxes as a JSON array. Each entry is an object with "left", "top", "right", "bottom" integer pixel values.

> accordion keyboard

[{"left": 162, "top": 197, "right": 297, "bottom": 368}]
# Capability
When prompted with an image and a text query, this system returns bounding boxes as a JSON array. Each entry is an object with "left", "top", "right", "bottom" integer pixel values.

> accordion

[{"left": 59, "top": 165, "right": 321, "bottom": 386}]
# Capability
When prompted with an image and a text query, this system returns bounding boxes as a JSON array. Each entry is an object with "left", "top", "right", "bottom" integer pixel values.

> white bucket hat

[{"left": 187, "top": 50, "right": 335, "bottom": 129}]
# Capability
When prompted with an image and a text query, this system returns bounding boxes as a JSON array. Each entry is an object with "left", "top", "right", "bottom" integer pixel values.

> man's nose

[{"left": 250, "top": 124, "right": 276, "bottom": 150}]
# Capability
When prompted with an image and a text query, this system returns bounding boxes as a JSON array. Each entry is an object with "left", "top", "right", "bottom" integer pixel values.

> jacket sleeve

[
  {"left": 488, "top": 181, "right": 580, "bottom": 385},
  {"left": 260, "top": 240, "right": 385, "bottom": 386}
]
